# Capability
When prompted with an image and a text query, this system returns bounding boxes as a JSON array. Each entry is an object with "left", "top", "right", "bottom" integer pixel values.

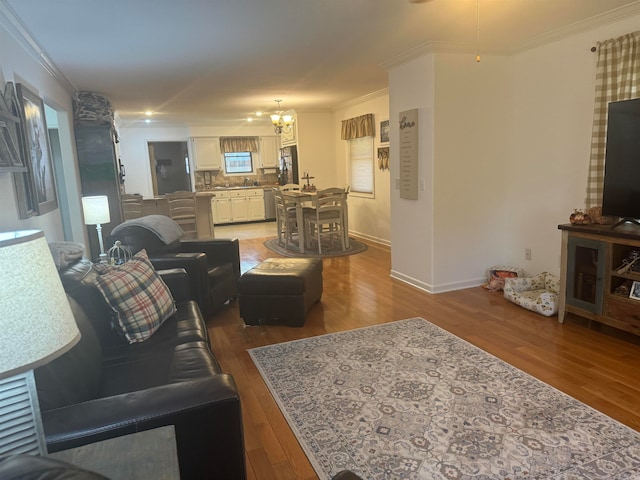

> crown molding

[
  {"left": 513, "top": 1, "right": 640, "bottom": 53},
  {"left": 0, "top": 0, "right": 76, "bottom": 93},
  {"left": 335, "top": 88, "right": 390, "bottom": 111},
  {"left": 381, "top": 1, "right": 640, "bottom": 69}
]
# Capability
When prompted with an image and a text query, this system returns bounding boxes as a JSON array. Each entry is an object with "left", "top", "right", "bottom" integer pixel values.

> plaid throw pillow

[{"left": 94, "top": 249, "right": 176, "bottom": 343}]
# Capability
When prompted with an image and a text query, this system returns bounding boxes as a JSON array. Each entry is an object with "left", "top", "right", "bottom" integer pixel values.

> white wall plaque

[{"left": 399, "top": 109, "right": 419, "bottom": 200}]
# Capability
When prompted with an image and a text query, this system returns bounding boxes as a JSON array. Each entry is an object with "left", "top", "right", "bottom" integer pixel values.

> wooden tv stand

[{"left": 558, "top": 223, "right": 640, "bottom": 336}]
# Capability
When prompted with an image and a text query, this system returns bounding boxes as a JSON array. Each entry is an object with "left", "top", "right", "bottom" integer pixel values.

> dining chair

[
  {"left": 166, "top": 191, "right": 198, "bottom": 239},
  {"left": 274, "top": 190, "right": 299, "bottom": 250},
  {"left": 121, "top": 193, "right": 144, "bottom": 221},
  {"left": 304, "top": 187, "right": 347, "bottom": 254},
  {"left": 343, "top": 185, "right": 350, "bottom": 248}
]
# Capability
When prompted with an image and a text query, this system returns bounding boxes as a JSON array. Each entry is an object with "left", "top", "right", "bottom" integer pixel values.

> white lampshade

[
  {"left": 0, "top": 230, "right": 80, "bottom": 455},
  {"left": 0, "top": 230, "right": 80, "bottom": 377},
  {"left": 82, "top": 195, "right": 110, "bottom": 225}
]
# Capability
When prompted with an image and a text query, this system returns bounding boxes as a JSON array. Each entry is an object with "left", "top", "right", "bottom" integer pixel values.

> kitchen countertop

[{"left": 196, "top": 185, "right": 278, "bottom": 195}]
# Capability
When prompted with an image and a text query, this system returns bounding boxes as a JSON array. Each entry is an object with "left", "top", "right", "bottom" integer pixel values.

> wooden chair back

[
  {"left": 121, "top": 194, "right": 144, "bottom": 221},
  {"left": 166, "top": 191, "right": 197, "bottom": 238}
]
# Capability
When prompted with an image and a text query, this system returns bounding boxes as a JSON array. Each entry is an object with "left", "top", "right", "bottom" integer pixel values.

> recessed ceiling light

[
  {"left": 144, "top": 111, "right": 154, "bottom": 116},
  {"left": 255, "top": 111, "right": 263, "bottom": 117},
  {"left": 247, "top": 117, "right": 253, "bottom": 122},
  {"left": 145, "top": 118, "right": 151, "bottom": 123}
]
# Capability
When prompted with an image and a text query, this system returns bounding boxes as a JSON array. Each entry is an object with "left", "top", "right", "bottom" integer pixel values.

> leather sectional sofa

[{"left": 34, "top": 256, "right": 246, "bottom": 480}]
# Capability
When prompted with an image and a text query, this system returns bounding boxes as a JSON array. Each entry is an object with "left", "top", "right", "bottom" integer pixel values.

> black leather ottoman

[{"left": 238, "top": 258, "right": 323, "bottom": 326}]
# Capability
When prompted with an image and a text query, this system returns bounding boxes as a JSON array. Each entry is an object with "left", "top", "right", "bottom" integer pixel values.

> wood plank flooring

[{"left": 206, "top": 235, "right": 640, "bottom": 480}]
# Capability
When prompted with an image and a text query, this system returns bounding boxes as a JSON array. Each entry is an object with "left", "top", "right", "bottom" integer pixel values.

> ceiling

[{"left": 3, "top": 0, "right": 639, "bottom": 128}]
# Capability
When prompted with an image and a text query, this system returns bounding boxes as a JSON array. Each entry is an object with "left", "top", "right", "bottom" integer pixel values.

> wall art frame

[
  {"left": 380, "top": 119, "right": 389, "bottom": 144},
  {"left": 16, "top": 83, "right": 58, "bottom": 215},
  {"left": 0, "top": 82, "right": 27, "bottom": 172},
  {"left": 3, "top": 81, "right": 35, "bottom": 218}
]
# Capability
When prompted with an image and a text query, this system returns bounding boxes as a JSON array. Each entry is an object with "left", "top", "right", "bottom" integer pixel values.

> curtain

[
  {"left": 585, "top": 31, "right": 640, "bottom": 208},
  {"left": 341, "top": 113, "right": 375, "bottom": 140},
  {"left": 219, "top": 137, "right": 259, "bottom": 153}
]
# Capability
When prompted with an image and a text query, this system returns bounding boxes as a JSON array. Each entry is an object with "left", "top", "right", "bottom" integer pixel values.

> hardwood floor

[{"left": 206, "top": 235, "right": 640, "bottom": 480}]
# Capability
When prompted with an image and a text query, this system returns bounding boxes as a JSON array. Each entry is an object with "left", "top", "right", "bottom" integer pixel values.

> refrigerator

[{"left": 279, "top": 146, "right": 298, "bottom": 185}]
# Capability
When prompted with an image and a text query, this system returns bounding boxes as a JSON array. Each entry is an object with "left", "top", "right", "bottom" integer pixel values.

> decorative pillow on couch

[{"left": 94, "top": 249, "right": 176, "bottom": 343}]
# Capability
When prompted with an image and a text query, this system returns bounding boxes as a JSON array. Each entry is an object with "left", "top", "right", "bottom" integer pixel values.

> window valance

[
  {"left": 220, "top": 136, "right": 259, "bottom": 153},
  {"left": 341, "top": 113, "right": 375, "bottom": 140}
]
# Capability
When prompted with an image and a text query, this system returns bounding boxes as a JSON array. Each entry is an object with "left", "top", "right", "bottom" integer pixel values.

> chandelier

[{"left": 270, "top": 99, "right": 294, "bottom": 134}]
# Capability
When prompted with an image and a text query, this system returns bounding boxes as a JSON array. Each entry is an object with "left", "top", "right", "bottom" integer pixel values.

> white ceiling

[{"left": 3, "top": 0, "right": 639, "bottom": 128}]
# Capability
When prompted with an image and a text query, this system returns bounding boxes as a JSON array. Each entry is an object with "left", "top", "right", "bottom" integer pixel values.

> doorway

[{"left": 148, "top": 141, "right": 191, "bottom": 195}]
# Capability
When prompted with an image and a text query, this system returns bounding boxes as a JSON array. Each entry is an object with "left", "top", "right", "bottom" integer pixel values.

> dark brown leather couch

[{"left": 34, "top": 258, "right": 246, "bottom": 480}]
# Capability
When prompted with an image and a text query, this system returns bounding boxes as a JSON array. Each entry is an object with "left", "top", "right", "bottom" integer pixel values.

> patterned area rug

[
  {"left": 249, "top": 318, "right": 640, "bottom": 479},
  {"left": 263, "top": 236, "right": 367, "bottom": 258}
]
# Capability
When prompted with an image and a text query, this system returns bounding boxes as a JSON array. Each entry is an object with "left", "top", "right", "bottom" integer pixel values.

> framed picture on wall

[
  {"left": 380, "top": 119, "right": 389, "bottom": 144},
  {"left": 16, "top": 83, "right": 58, "bottom": 215}
]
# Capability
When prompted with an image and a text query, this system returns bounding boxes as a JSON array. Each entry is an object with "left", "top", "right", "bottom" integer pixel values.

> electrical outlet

[{"left": 525, "top": 248, "right": 532, "bottom": 261}]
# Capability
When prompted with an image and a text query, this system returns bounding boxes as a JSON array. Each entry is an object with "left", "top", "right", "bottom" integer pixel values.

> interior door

[{"left": 148, "top": 141, "right": 191, "bottom": 195}]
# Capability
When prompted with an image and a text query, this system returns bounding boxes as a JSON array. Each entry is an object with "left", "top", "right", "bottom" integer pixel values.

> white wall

[
  {"left": 432, "top": 54, "right": 513, "bottom": 291},
  {"left": 296, "top": 111, "right": 336, "bottom": 188},
  {"left": 388, "top": 12, "right": 640, "bottom": 293},
  {"left": 505, "top": 13, "right": 640, "bottom": 277},
  {"left": 388, "top": 54, "right": 436, "bottom": 290},
  {"left": 333, "top": 91, "right": 391, "bottom": 244},
  {"left": 0, "top": 19, "right": 80, "bottom": 243}
]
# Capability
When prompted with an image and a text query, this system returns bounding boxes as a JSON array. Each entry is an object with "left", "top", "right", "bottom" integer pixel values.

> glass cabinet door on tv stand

[{"left": 565, "top": 236, "right": 606, "bottom": 314}]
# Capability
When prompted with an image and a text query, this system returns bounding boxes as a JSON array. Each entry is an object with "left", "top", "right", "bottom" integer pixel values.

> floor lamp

[
  {"left": 82, "top": 195, "right": 111, "bottom": 264},
  {"left": 0, "top": 230, "right": 80, "bottom": 456}
]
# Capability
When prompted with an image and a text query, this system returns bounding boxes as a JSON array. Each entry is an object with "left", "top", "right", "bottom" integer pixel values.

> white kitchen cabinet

[
  {"left": 190, "top": 137, "right": 221, "bottom": 171},
  {"left": 210, "top": 190, "right": 231, "bottom": 224},
  {"left": 230, "top": 191, "right": 249, "bottom": 223},
  {"left": 260, "top": 137, "right": 280, "bottom": 168},
  {"left": 246, "top": 189, "right": 265, "bottom": 221},
  {"left": 280, "top": 112, "right": 297, "bottom": 147},
  {"left": 212, "top": 188, "right": 265, "bottom": 224}
]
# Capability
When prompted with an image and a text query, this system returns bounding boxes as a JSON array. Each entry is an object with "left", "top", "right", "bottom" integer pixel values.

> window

[
  {"left": 349, "top": 136, "right": 374, "bottom": 195},
  {"left": 224, "top": 151, "right": 253, "bottom": 174}
]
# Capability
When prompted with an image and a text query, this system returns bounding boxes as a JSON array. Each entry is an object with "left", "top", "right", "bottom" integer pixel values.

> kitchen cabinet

[
  {"left": 210, "top": 188, "right": 264, "bottom": 224},
  {"left": 190, "top": 137, "right": 221, "bottom": 171},
  {"left": 230, "top": 191, "right": 248, "bottom": 222},
  {"left": 247, "top": 189, "right": 266, "bottom": 220},
  {"left": 210, "top": 190, "right": 231, "bottom": 224},
  {"left": 558, "top": 223, "right": 640, "bottom": 336},
  {"left": 259, "top": 136, "right": 280, "bottom": 168},
  {"left": 280, "top": 112, "right": 297, "bottom": 146}
]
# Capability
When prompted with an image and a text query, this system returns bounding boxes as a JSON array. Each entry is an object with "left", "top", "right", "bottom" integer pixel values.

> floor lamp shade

[
  {"left": 81, "top": 195, "right": 110, "bottom": 225},
  {"left": 0, "top": 230, "right": 81, "bottom": 455},
  {"left": 82, "top": 195, "right": 111, "bottom": 262}
]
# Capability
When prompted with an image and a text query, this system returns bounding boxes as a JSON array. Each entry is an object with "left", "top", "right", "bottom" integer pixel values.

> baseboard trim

[{"left": 390, "top": 269, "right": 485, "bottom": 294}]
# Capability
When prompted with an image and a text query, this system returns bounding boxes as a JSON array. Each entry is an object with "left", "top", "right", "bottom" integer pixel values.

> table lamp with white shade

[
  {"left": 81, "top": 195, "right": 110, "bottom": 264},
  {"left": 0, "top": 230, "right": 80, "bottom": 456}
]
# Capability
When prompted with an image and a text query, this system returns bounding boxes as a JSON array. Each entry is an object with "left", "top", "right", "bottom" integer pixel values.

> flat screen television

[{"left": 601, "top": 97, "right": 640, "bottom": 228}]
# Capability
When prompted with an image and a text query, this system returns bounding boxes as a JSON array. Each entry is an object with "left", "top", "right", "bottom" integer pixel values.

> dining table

[{"left": 281, "top": 189, "right": 349, "bottom": 254}]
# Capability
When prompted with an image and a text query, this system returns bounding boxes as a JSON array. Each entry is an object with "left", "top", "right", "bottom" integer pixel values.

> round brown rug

[{"left": 263, "top": 237, "right": 367, "bottom": 258}]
